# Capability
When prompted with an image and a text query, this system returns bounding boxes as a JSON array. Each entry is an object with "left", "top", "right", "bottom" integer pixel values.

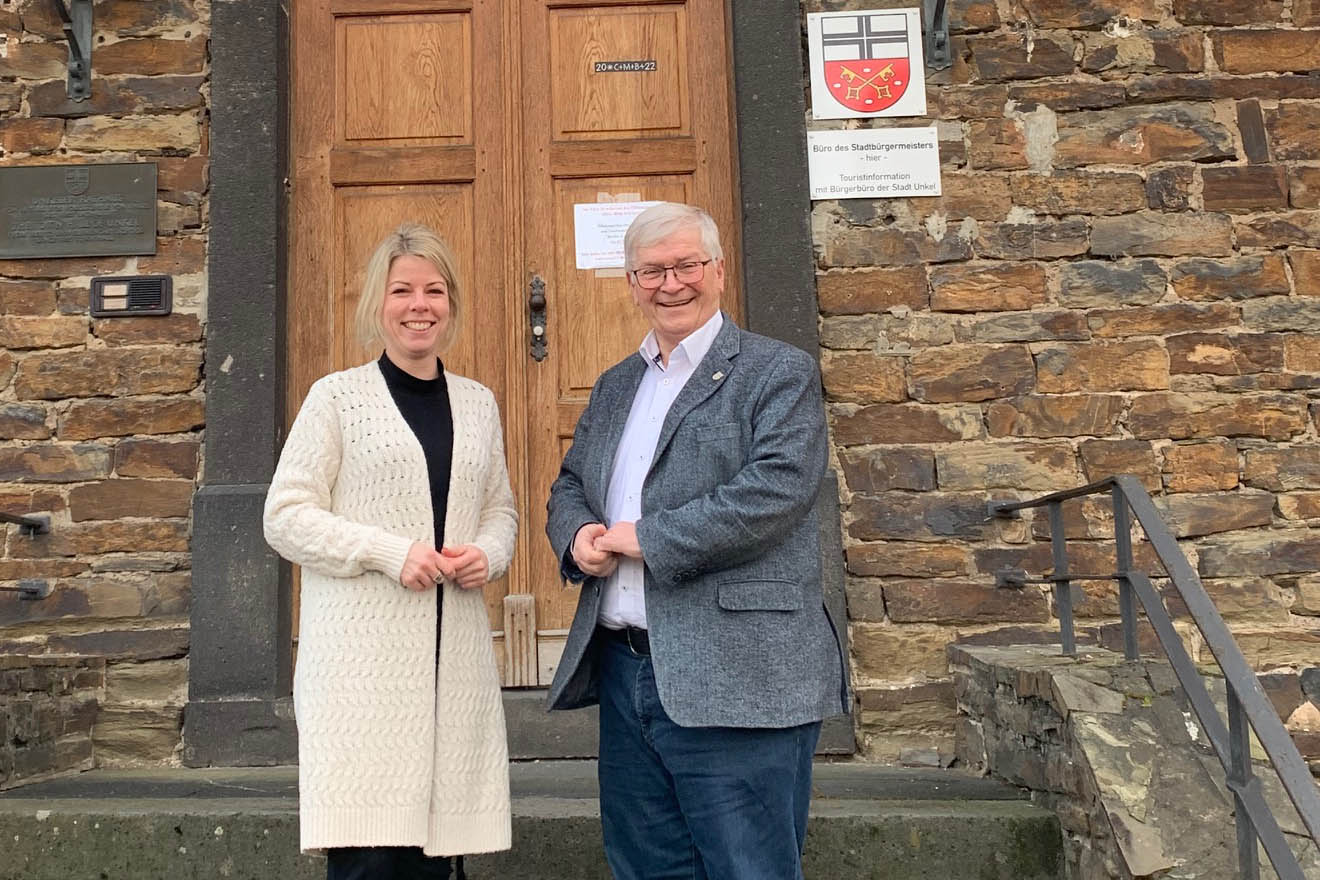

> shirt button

[{"left": 662, "top": 378, "right": 671, "bottom": 386}]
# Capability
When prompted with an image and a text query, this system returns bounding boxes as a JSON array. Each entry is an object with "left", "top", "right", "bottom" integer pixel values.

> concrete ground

[{"left": 0, "top": 762, "right": 1063, "bottom": 879}]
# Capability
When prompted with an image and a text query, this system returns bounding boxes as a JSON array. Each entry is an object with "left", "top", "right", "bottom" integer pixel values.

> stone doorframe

[{"left": 184, "top": 0, "right": 849, "bottom": 765}]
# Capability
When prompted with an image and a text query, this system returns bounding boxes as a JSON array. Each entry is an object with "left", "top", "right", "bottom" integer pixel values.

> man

[{"left": 546, "top": 202, "right": 849, "bottom": 880}]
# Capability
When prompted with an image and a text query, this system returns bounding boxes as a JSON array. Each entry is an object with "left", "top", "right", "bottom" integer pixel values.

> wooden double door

[{"left": 289, "top": 0, "right": 741, "bottom": 686}]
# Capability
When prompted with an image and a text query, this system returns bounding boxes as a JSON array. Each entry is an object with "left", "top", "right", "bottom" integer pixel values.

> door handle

[{"left": 529, "top": 274, "right": 547, "bottom": 362}]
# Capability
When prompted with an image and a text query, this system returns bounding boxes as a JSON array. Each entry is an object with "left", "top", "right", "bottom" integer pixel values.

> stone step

[{"left": 0, "top": 763, "right": 1062, "bottom": 880}]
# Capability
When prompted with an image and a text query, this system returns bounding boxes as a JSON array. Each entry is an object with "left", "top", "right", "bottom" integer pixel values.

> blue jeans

[{"left": 597, "top": 634, "right": 821, "bottom": 880}]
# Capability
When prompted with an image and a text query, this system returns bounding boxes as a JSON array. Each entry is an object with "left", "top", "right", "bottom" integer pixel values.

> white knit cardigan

[{"left": 262, "top": 361, "right": 518, "bottom": 856}]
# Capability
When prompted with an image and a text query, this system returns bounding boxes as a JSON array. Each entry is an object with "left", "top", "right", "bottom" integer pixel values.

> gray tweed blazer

[{"left": 545, "top": 315, "right": 849, "bottom": 728}]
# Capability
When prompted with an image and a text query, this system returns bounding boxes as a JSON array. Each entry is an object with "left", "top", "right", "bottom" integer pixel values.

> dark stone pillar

[
  {"left": 730, "top": 1, "right": 854, "bottom": 752},
  {"left": 730, "top": 0, "right": 822, "bottom": 357},
  {"left": 183, "top": 0, "right": 295, "bottom": 766},
  {"left": 816, "top": 472, "right": 854, "bottom": 753}
]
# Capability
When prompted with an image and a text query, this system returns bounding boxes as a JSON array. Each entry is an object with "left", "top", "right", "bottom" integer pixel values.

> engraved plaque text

[{"left": 0, "top": 162, "right": 157, "bottom": 259}]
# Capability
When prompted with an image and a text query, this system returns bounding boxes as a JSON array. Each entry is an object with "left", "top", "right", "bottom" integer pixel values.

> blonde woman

[{"left": 264, "top": 222, "right": 517, "bottom": 880}]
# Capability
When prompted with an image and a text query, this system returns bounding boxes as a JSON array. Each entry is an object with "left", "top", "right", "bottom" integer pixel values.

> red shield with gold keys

[{"left": 819, "top": 14, "right": 912, "bottom": 114}]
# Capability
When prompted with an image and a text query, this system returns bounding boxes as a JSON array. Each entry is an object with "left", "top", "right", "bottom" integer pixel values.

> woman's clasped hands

[{"left": 400, "top": 542, "right": 489, "bottom": 592}]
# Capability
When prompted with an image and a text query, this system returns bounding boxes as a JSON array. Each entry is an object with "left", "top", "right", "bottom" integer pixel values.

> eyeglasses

[{"left": 628, "top": 259, "right": 714, "bottom": 289}]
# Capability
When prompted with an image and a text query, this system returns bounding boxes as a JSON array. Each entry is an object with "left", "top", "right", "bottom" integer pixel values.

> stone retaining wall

[
  {"left": 0, "top": 654, "right": 102, "bottom": 789},
  {"left": 951, "top": 643, "right": 1319, "bottom": 878}
]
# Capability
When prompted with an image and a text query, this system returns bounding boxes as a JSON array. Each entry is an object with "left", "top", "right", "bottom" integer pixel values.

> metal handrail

[{"left": 990, "top": 475, "right": 1320, "bottom": 880}]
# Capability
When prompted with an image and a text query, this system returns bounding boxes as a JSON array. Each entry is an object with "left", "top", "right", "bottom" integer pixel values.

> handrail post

[
  {"left": 1047, "top": 501, "right": 1076, "bottom": 656},
  {"left": 1111, "top": 485, "right": 1140, "bottom": 660},
  {"left": 1228, "top": 686, "right": 1261, "bottom": 880}
]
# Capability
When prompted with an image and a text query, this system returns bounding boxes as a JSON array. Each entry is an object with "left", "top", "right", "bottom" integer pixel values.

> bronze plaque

[{"left": 0, "top": 162, "right": 157, "bottom": 259}]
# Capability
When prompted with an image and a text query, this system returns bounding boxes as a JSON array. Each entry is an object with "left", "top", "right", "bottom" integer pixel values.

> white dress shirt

[{"left": 598, "top": 311, "right": 724, "bottom": 630}]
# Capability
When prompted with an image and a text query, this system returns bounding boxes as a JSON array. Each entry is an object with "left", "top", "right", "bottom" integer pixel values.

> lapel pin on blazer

[{"left": 712, "top": 371, "right": 725, "bottom": 381}]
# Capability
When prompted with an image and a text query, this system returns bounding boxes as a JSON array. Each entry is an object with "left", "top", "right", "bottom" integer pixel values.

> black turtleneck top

[{"left": 378, "top": 353, "right": 454, "bottom": 552}]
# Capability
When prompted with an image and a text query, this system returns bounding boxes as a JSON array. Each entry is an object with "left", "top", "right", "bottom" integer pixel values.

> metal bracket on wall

[
  {"left": 0, "top": 511, "right": 50, "bottom": 537},
  {"left": 0, "top": 580, "right": 53, "bottom": 601},
  {"left": 47, "top": 0, "right": 93, "bottom": 101},
  {"left": 922, "top": 0, "right": 952, "bottom": 71}
]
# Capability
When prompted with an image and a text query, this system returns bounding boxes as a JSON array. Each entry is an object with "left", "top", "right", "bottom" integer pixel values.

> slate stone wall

[
  {"left": 0, "top": 1, "right": 206, "bottom": 766},
  {"left": 951, "top": 644, "right": 1320, "bottom": 878},
  {"left": 809, "top": 0, "right": 1320, "bottom": 760},
  {"left": 0, "top": 654, "right": 103, "bottom": 789}
]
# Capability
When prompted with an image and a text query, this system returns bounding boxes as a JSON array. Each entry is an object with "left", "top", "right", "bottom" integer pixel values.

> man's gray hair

[{"left": 624, "top": 202, "right": 724, "bottom": 269}]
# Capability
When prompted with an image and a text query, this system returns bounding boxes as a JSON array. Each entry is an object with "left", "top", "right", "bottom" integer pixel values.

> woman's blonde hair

[{"left": 354, "top": 222, "right": 463, "bottom": 353}]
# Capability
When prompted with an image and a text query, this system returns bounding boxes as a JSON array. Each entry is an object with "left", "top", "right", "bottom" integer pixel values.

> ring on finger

[{"left": 433, "top": 571, "right": 444, "bottom": 584}]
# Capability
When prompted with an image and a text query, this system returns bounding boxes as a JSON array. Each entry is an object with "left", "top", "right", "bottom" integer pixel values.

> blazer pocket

[
  {"left": 717, "top": 578, "right": 804, "bottom": 612},
  {"left": 694, "top": 422, "right": 740, "bottom": 443}
]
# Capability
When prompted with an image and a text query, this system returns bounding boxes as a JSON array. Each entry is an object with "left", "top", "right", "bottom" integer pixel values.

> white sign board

[
  {"left": 573, "top": 201, "right": 660, "bottom": 269},
  {"left": 808, "top": 9, "right": 927, "bottom": 119},
  {"left": 807, "top": 127, "right": 941, "bottom": 200}
]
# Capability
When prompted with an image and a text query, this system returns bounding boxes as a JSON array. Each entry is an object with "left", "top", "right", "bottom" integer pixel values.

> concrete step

[{"left": 0, "top": 762, "right": 1062, "bottom": 880}]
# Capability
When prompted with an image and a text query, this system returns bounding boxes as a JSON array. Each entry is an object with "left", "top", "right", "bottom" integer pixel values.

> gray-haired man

[{"left": 546, "top": 202, "right": 849, "bottom": 880}]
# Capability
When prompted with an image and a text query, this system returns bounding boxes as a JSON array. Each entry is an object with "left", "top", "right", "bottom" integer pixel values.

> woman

[{"left": 264, "top": 222, "right": 517, "bottom": 879}]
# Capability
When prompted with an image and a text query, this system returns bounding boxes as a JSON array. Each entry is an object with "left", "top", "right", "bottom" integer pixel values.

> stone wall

[
  {"left": 951, "top": 644, "right": 1320, "bottom": 879},
  {"left": 810, "top": 0, "right": 1320, "bottom": 759},
  {"left": 0, "top": 1, "right": 207, "bottom": 766},
  {"left": 0, "top": 654, "right": 103, "bottom": 789}
]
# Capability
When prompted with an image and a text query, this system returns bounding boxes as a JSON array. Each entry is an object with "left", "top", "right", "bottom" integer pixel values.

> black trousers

[{"left": 326, "top": 847, "right": 463, "bottom": 880}]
